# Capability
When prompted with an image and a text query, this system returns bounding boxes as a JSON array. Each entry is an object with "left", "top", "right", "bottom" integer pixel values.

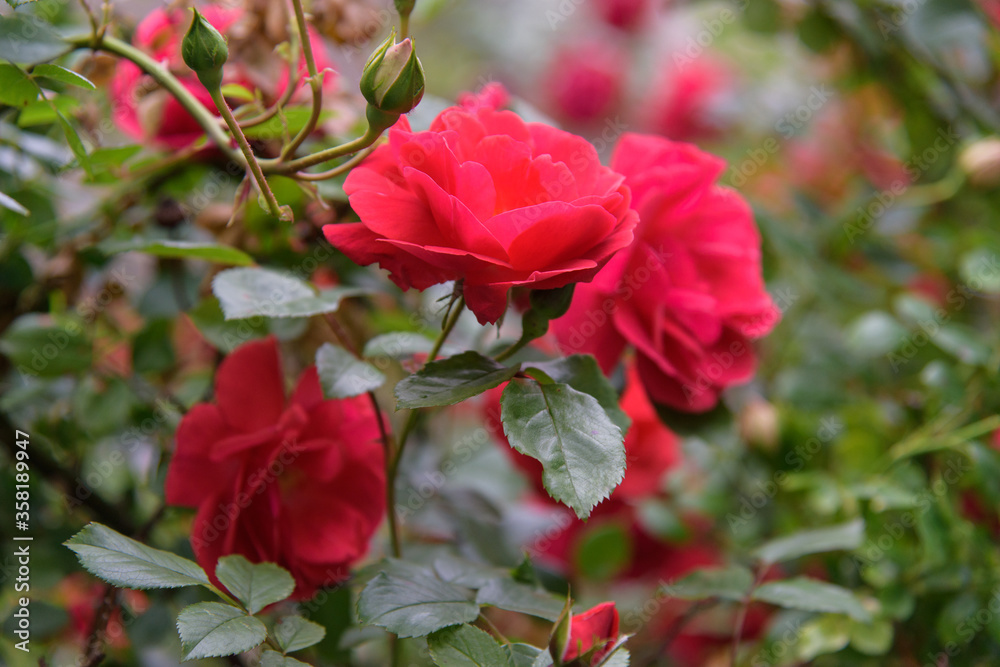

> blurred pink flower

[{"left": 544, "top": 43, "right": 627, "bottom": 126}]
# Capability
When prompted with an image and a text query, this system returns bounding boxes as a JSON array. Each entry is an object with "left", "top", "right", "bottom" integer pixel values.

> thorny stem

[
  {"left": 731, "top": 565, "right": 767, "bottom": 667},
  {"left": 66, "top": 34, "right": 241, "bottom": 164},
  {"left": 65, "top": 33, "right": 383, "bottom": 182},
  {"left": 321, "top": 313, "right": 402, "bottom": 559},
  {"left": 281, "top": 0, "right": 325, "bottom": 160},
  {"left": 294, "top": 142, "right": 381, "bottom": 181},
  {"left": 386, "top": 295, "right": 466, "bottom": 554},
  {"left": 208, "top": 86, "right": 286, "bottom": 221},
  {"left": 268, "top": 126, "right": 384, "bottom": 174}
]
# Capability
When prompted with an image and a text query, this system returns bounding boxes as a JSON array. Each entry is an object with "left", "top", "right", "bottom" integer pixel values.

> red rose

[
  {"left": 593, "top": 0, "right": 651, "bottom": 31},
  {"left": 564, "top": 602, "right": 620, "bottom": 663},
  {"left": 323, "top": 85, "right": 638, "bottom": 324},
  {"left": 553, "top": 133, "right": 778, "bottom": 412},
  {"left": 646, "top": 58, "right": 733, "bottom": 142},
  {"left": 165, "top": 338, "right": 385, "bottom": 598},
  {"left": 544, "top": 43, "right": 626, "bottom": 126}
]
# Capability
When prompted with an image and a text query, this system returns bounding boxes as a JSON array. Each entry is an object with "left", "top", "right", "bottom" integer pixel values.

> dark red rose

[{"left": 165, "top": 337, "right": 385, "bottom": 598}]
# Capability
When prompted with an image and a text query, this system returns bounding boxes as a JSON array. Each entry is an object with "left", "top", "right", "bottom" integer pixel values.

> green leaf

[
  {"left": 505, "top": 644, "right": 543, "bottom": 667},
  {"left": 428, "top": 624, "right": 512, "bottom": 667},
  {"left": 101, "top": 239, "right": 254, "bottom": 266},
  {"left": 259, "top": 651, "right": 312, "bottom": 667},
  {"left": 574, "top": 523, "right": 632, "bottom": 581},
  {"left": 753, "top": 578, "right": 872, "bottom": 622},
  {"left": 525, "top": 355, "right": 630, "bottom": 433},
  {"left": 90, "top": 145, "right": 143, "bottom": 167},
  {"left": 475, "top": 579, "right": 564, "bottom": 622},
  {"left": 753, "top": 520, "right": 865, "bottom": 565},
  {"left": 959, "top": 249, "right": 1000, "bottom": 294},
  {"left": 186, "top": 297, "right": 268, "bottom": 352},
  {"left": 32, "top": 64, "right": 96, "bottom": 90},
  {"left": 54, "top": 105, "right": 92, "bottom": 175},
  {"left": 0, "top": 63, "right": 37, "bottom": 106},
  {"left": 221, "top": 82, "right": 257, "bottom": 102},
  {"left": 132, "top": 318, "right": 176, "bottom": 374},
  {"left": 315, "top": 343, "right": 386, "bottom": 398},
  {"left": 0, "top": 315, "right": 92, "bottom": 377},
  {"left": 215, "top": 555, "right": 295, "bottom": 614},
  {"left": 357, "top": 567, "right": 479, "bottom": 638},
  {"left": 849, "top": 617, "right": 893, "bottom": 655},
  {"left": 500, "top": 378, "right": 625, "bottom": 519},
  {"left": 242, "top": 107, "right": 334, "bottom": 140},
  {"left": 0, "top": 15, "right": 66, "bottom": 63},
  {"left": 597, "top": 643, "right": 630, "bottom": 667},
  {"left": 176, "top": 602, "right": 267, "bottom": 660},
  {"left": 845, "top": 312, "right": 906, "bottom": 358},
  {"left": 363, "top": 332, "right": 438, "bottom": 359},
  {"left": 17, "top": 96, "right": 78, "bottom": 127},
  {"left": 661, "top": 566, "right": 754, "bottom": 602},
  {"left": 932, "top": 325, "right": 991, "bottom": 366},
  {"left": 0, "top": 190, "right": 28, "bottom": 215},
  {"left": 794, "top": 615, "right": 851, "bottom": 662},
  {"left": 213, "top": 267, "right": 368, "bottom": 319},
  {"left": 64, "top": 523, "right": 209, "bottom": 590},
  {"left": 274, "top": 615, "right": 326, "bottom": 652},
  {"left": 394, "top": 351, "right": 521, "bottom": 409}
]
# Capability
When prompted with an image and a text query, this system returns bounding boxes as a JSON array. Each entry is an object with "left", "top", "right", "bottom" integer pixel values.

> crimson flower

[
  {"left": 553, "top": 133, "right": 778, "bottom": 412},
  {"left": 165, "top": 337, "right": 385, "bottom": 598},
  {"left": 323, "top": 85, "right": 638, "bottom": 325}
]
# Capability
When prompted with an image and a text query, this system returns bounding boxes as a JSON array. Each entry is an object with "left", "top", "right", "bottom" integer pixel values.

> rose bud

[
  {"left": 181, "top": 8, "right": 229, "bottom": 90},
  {"left": 395, "top": 0, "right": 417, "bottom": 19},
  {"left": 959, "top": 137, "right": 1000, "bottom": 187},
  {"left": 360, "top": 32, "right": 425, "bottom": 117},
  {"left": 739, "top": 399, "right": 781, "bottom": 451}
]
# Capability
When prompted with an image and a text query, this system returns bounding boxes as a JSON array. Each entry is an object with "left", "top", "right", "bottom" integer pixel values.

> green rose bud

[
  {"left": 360, "top": 32, "right": 425, "bottom": 116},
  {"left": 181, "top": 8, "right": 229, "bottom": 90},
  {"left": 394, "top": 0, "right": 417, "bottom": 19},
  {"left": 529, "top": 284, "right": 576, "bottom": 321}
]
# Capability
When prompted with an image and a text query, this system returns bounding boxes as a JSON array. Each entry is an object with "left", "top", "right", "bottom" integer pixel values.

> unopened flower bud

[
  {"left": 739, "top": 399, "right": 780, "bottom": 451},
  {"left": 395, "top": 0, "right": 417, "bottom": 19},
  {"left": 360, "top": 32, "right": 425, "bottom": 116},
  {"left": 182, "top": 8, "right": 229, "bottom": 90},
  {"left": 959, "top": 137, "right": 1000, "bottom": 187}
]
